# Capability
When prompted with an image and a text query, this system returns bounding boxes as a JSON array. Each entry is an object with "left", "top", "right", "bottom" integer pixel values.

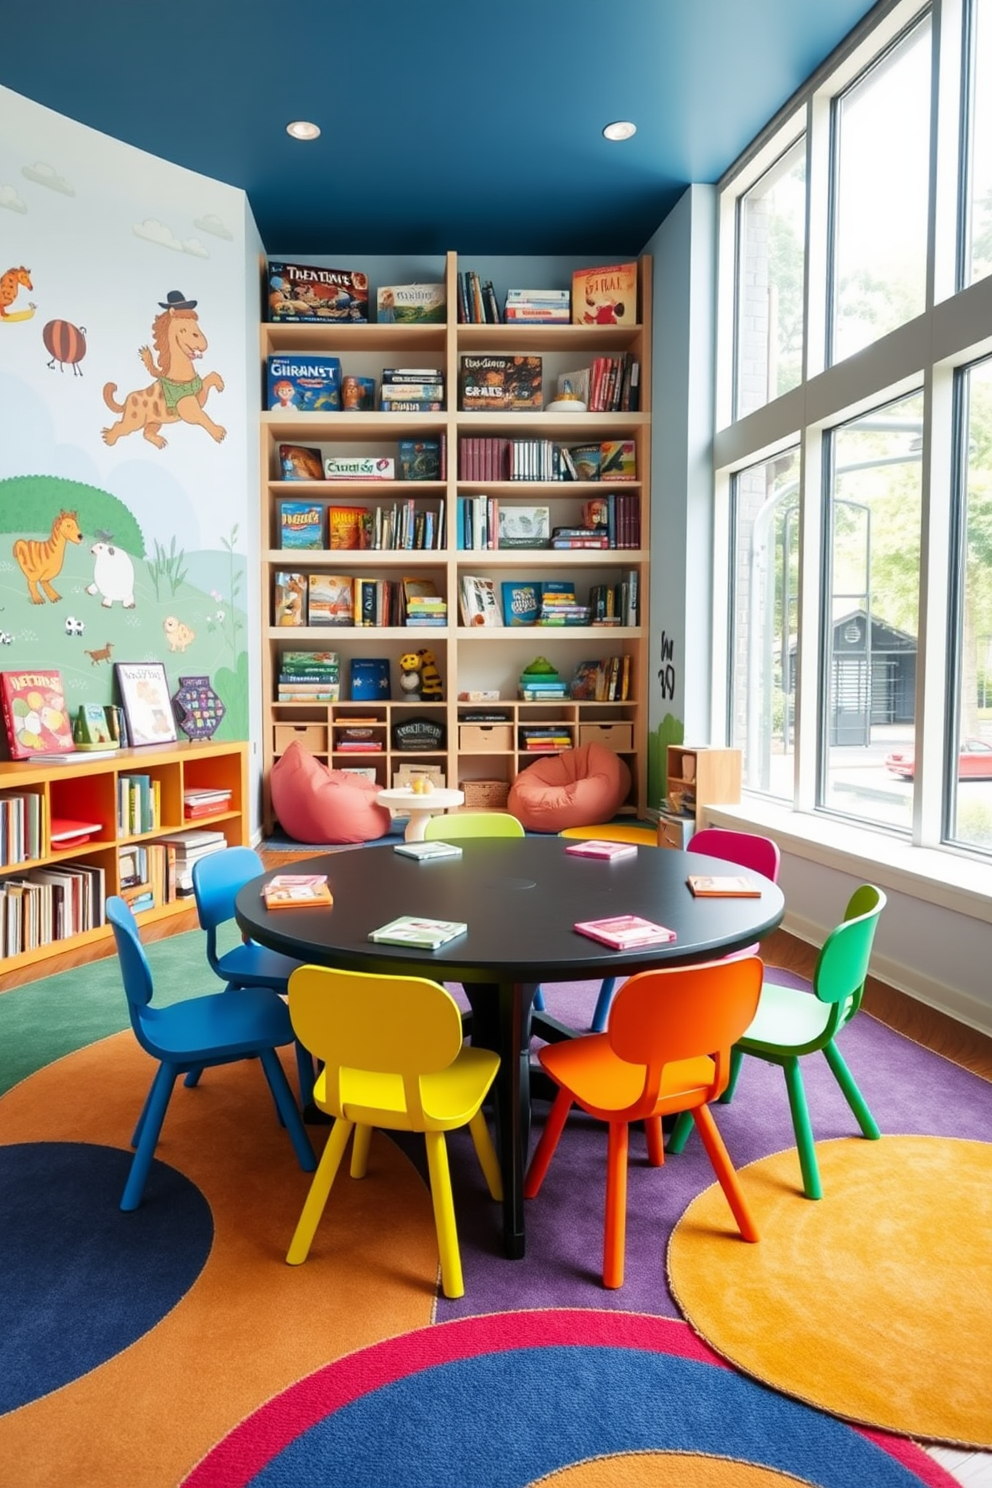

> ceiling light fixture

[
  {"left": 286, "top": 120, "right": 321, "bottom": 141},
  {"left": 603, "top": 120, "right": 636, "bottom": 142}
]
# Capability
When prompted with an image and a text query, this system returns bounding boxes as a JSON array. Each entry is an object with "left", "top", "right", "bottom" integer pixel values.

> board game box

[
  {"left": 267, "top": 261, "right": 369, "bottom": 323},
  {"left": 267, "top": 355, "right": 341, "bottom": 412},
  {"left": 279, "top": 444, "right": 324, "bottom": 481},
  {"left": 278, "top": 501, "right": 324, "bottom": 549},
  {"left": 1, "top": 668, "right": 75, "bottom": 759},
  {"left": 377, "top": 283, "right": 446, "bottom": 324},
  {"left": 458, "top": 355, "right": 543, "bottom": 411},
  {"left": 571, "top": 263, "right": 637, "bottom": 326}
]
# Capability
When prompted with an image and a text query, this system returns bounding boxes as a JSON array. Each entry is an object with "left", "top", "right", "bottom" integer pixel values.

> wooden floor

[{"left": 3, "top": 847, "right": 991, "bottom": 1082}]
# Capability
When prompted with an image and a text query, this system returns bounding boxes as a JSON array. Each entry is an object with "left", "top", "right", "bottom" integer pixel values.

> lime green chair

[
  {"left": 423, "top": 811, "right": 525, "bottom": 840},
  {"left": 285, "top": 965, "right": 502, "bottom": 1300},
  {"left": 667, "top": 884, "right": 886, "bottom": 1200}
]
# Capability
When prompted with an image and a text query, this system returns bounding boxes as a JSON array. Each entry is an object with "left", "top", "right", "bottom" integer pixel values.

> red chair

[{"left": 524, "top": 957, "right": 763, "bottom": 1288}]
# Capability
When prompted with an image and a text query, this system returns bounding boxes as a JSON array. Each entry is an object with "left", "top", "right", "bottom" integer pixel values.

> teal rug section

[{"left": 0, "top": 926, "right": 240, "bottom": 1097}]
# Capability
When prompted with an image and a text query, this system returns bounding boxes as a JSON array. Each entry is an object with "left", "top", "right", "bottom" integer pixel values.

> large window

[
  {"left": 717, "top": 0, "right": 992, "bottom": 865},
  {"left": 831, "top": 15, "right": 932, "bottom": 364}
]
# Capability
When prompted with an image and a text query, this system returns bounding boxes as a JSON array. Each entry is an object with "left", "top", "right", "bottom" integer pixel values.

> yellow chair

[
  {"left": 285, "top": 965, "right": 502, "bottom": 1299},
  {"left": 423, "top": 811, "right": 525, "bottom": 840},
  {"left": 559, "top": 823, "right": 658, "bottom": 848}
]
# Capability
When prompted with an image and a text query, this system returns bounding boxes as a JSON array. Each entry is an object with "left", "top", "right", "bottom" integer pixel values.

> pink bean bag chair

[
  {"left": 507, "top": 743, "right": 632, "bottom": 833},
  {"left": 270, "top": 740, "right": 392, "bottom": 844}
]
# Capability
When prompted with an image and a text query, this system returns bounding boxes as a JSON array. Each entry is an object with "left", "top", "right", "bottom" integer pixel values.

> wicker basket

[{"left": 460, "top": 778, "right": 510, "bottom": 808}]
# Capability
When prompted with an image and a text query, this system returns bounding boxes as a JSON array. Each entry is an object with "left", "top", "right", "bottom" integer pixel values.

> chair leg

[
  {"left": 782, "top": 1055, "right": 822, "bottom": 1200},
  {"left": 183, "top": 1067, "right": 204, "bottom": 1088},
  {"left": 644, "top": 1115, "right": 665, "bottom": 1166},
  {"left": 424, "top": 1130, "right": 464, "bottom": 1299},
  {"left": 717, "top": 1045, "right": 745, "bottom": 1104},
  {"left": 691, "top": 1103, "right": 759, "bottom": 1242},
  {"left": 122, "top": 1063, "right": 179, "bottom": 1211},
  {"left": 468, "top": 1109, "right": 503, "bottom": 1201},
  {"left": 286, "top": 1117, "right": 354, "bottom": 1265},
  {"left": 524, "top": 1087, "right": 574, "bottom": 1198},
  {"left": 666, "top": 1109, "right": 694, "bottom": 1154},
  {"left": 258, "top": 1048, "right": 317, "bottom": 1172},
  {"left": 823, "top": 1039, "right": 881, "bottom": 1140},
  {"left": 350, "top": 1123, "right": 373, "bottom": 1178},
  {"left": 533, "top": 985, "right": 546, "bottom": 1012},
  {"left": 591, "top": 977, "right": 618, "bottom": 1034},
  {"left": 603, "top": 1119, "right": 629, "bottom": 1288}
]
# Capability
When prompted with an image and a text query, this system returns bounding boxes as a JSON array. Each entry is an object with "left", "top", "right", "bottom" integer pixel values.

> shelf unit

[
  {"left": 259, "top": 252, "right": 652, "bottom": 834},
  {"left": 0, "top": 739, "right": 248, "bottom": 975},
  {"left": 657, "top": 745, "right": 742, "bottom": 849}
]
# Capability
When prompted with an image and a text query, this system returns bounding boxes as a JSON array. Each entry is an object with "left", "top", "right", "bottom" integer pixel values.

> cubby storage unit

[
  {"left": 0, "top": 739, "right": 247, "bottom": 974},
  {"left": 657, "top": 744, "right": 742, "bottom": 848},
  {"left": 260, "top": 252, "right": 651, "bottom": 833}
]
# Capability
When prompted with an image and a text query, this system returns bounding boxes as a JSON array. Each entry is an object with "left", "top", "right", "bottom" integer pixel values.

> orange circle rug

[{"left": 667, "top": 1135, "right": 992, "bottom": 1448}]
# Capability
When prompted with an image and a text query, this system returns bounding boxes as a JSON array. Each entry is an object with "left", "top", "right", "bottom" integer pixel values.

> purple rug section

[{"left": 436, "top": 970, "right": 992, "bottom": 1320}]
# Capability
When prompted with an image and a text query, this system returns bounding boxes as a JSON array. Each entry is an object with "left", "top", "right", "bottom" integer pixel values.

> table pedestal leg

[
  {"left": 462, "top": 980, "right": 536, "bottom": 1259},
  {"left": 403, "top": 809, "right": 429, "bottom": 842}
]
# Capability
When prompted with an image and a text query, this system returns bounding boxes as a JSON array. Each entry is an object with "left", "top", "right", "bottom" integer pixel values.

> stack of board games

[
  {"left": 379, "top": 368, "right": 444, "bottom": 412},
  {"left": 267, "top": 261, "right": 368, "bottom": 323},
  {"left": 278, "top": 650, "right": 340, "bottom": 703}
]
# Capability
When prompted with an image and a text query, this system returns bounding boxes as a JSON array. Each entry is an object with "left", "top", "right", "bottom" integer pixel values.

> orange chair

[{"left": 524, "top": 956, "right": 763, "bottom": 1289}]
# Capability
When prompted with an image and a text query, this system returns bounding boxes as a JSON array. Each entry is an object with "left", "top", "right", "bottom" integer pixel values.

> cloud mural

[
  {"left": 22, "top": 162, "right": 75, "bottom": 196},
  {"left": 0, "top": 185, "right": 27, "bottom": 214}
]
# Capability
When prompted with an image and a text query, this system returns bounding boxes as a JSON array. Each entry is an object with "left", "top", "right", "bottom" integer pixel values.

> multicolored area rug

[{"left": 0, "top": 935, "right": 988, "bottom": 1485}]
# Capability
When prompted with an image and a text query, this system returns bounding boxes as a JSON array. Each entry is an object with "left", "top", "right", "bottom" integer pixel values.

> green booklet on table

[{"left": 368, "top": 915, "right": 467, "bottom": 948}]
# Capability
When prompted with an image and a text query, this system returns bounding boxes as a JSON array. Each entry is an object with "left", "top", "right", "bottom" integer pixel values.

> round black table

[{"left": 235, "top": 837, "right": 784, "bottom": 1258}]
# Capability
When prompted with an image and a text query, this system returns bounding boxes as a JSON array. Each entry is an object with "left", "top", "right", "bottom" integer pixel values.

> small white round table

[{"left": 376, "top": 786, "right": 465, "bottom": 841}]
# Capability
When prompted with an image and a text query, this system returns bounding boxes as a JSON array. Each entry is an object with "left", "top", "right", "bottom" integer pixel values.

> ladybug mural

[{"left": 43, "top": 319, "right": 87, "bottom": 375}]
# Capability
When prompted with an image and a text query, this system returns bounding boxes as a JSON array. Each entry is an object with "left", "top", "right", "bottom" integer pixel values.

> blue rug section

[
  {"left": 248, "top": 1346, "right": 928, "bottom": 1488},
  {"left": 0, "top": 1142, "right": 212, "bottom": 1413}
]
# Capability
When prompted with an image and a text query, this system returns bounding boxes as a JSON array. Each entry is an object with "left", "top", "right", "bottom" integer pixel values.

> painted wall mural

[{"left": 0, "top": 86, "right": 252, "bottom": 758}]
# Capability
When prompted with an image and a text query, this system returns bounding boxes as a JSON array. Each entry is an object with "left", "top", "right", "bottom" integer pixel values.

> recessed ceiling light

[
  {"left": 286, "top": 120, "right": 321, "bottom": 141},
  {"left": 603, "top": 120, "right": 636, "bottom": 142}
]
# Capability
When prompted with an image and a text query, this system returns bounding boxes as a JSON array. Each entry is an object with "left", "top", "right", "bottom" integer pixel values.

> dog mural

[
  {"left": 13, "top": 508, "right": 83, "bottom": 604},
  {"left": 102, "top": 290, "right": 225, "bottom": 449}
]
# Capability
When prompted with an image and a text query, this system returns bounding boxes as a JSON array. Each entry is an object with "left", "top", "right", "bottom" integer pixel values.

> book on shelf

[
  {"left": 402, "top": 576, "right": 440, "bottom": 606},
  {"left": 274, "top": 572, "right": 307, "bottom": 627},
  {"left": 497, "top": 505, "right": 550, "bottom": 549},
  {"left": 573, "top": 914, "right": 676, "bottom": 949},
  {"left": 376, "top": 283, "right": 445, "bottom": 323},
  {"left": 571, "top": 262, "right": 637, "bottom": 326},
  {"left": 600, "top": 441, "right": 637, "bottom": 480},
  {"left": 50, "top": 817, "right": 102, "bottom": 846},
  {"left": 262, "top": 873, "right": 333, "bottom": 909},
  {"left": 686, "top": 874, "right": 761, "bottom": 898},
  {"left": 278, "top": 500, "right": 324, "bottom": 549},
  {"left": 458, "top": 355, "right": 543, "bottom": 411},
  {"left": 323, "top": 456, "right": 395, "bottom": 481},
  {"left": 368, "top": 914, "right": 468, "bottom": 948},
  {"left": 307, "top": 573, "right": 355, "bottom": 627},
  {"left": 279, "top": 444, "right": 324, "bottom": 481},
  {"left": 565, "top": 839, "right": 637, "bottom": 861},
  {"left": 569, "top": 443, "right": 602, "bottom": 481},
  {"left": 73, "top": 702, "right": 117, "bottom": 748},
  {"left": 398, "top": 438, "right": 443, "bottom": 481},
  {"left": 393, "top": 840, "right": 463, "bottom": 861},
  {"left": 501, "top": 581, "right": 540, "bottom": 626},
  {"left": 1, "top": 669, "right": 75, "bottom": 760},
  {"left": 349, "top": 657, "right": 391, "bottom": 700},
  {"left": 266, "top": 354, "right": 341, "bottom": 412},
  {"left": 459, "top": 575, "right": 503, "bottom": 627},
  {"left": 327, "top": 505, "right": 367, "bottom": 550},
  {"left": 504, "top": 288, "right": 571, "bottom": 323},
  {"left": 267, "top": 261, "right": 369, "bottom": 324}
]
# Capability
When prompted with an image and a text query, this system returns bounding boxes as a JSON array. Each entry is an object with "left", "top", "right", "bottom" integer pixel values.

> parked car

[{"left": 884, "top": 737, "right": 992, "bottom": 780}]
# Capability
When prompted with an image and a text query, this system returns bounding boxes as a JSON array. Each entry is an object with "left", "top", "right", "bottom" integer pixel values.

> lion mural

[{"left": 102, "top": 290, "right": 225, "bottom": 448}]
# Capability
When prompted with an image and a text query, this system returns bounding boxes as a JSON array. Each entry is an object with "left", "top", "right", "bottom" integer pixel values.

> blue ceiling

[{"left": 0, "top": 0, "right": 881, "bottom": 257}]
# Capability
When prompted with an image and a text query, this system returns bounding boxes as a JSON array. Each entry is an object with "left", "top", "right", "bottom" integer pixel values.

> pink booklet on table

[
  {"left": 564, "top": 840, "right": 637, "bottom": 860},
  {"left": 574, "top": 914, "right": 676, "bottom": 950}
]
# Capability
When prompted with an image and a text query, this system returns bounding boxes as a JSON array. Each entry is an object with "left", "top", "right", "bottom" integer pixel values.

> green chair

[
  {"left": 667, "top": 884, "right": 886, "bottom": 1200},
  {"left": 423, "top": 811, "right": 525, "bottom": 840}
]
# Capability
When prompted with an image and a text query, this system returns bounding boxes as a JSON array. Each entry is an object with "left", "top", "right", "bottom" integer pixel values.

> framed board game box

[{"left": 114, "top": 661, "right": 178, "bottom": 748}]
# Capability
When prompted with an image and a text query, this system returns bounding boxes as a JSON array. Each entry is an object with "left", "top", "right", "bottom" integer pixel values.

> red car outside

[{"left": 883, "top": 737, "right": 992, "bottom": 780}]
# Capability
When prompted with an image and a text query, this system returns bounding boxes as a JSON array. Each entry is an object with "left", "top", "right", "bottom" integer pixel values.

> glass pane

[
  {"left": 821, "top": 393, "right": 923, "bottom": 829},
  {"left": 730, "top": 448, "right": 801, "bottom": 798},
  {"left": 735, "top": 137, "right": 807, "bottom": 418},
  {"left": 966, "top": 0, "right": 992, "bottom": 285},
  {"left": 950, "top": 357, "right": 992, "bottom": 851},
  {"left": 832, "top": 19, "right": 932, "bottom": 363}
]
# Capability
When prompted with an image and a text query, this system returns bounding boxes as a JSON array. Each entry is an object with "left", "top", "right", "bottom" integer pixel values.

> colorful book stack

[
  {"left": 405, "top": 595, "right": 447, "bottom": 626},
  {"left": 503, "top": 288, "right": 570, "bottom": 323},
  {"left": 154, "top": 828, "right": 228, "bottom": 895},
  {"left": 379, "top": 367, "right": 444, "bottom": 413},
  {"left": 183, "top": 787, "right": 232, "bottom": 820},
  {"left": 538, "top": 588, "right": 591, "bottom": 626},
  {"left": 278, "top": 650, "right": 340, "bottom": 702},
  {"left": 519, "top": 725, "right": 572, "bottom": 752},
  {"left": 518, "top": 667, "right": 569, "bottom": 701}
]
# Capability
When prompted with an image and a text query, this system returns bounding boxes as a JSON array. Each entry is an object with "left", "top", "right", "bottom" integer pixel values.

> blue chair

[
  {"left": 191, "top": 846, "right": 315, "bottom": 1105},
  {"left": 106, "top": 895, "right": 316, "bottom": 1211}
]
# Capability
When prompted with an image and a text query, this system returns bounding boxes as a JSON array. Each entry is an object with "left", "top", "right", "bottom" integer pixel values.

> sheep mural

[{"left": 86, "top": 533, "right": 136, "bottom": 608}]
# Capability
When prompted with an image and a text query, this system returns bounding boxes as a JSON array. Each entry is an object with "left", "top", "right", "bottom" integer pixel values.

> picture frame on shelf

[{"left": 114, "top": 661, "right": 178, "bottom": 748}]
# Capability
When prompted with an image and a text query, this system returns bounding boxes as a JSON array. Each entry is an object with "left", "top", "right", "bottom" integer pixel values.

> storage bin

[
  {"left": 274, "top": 723, "right": 328, "bottom": 754},
  {"left": 460, "top": 778, "right": 510, "bottom": 808},
  {"left": 459, "top": 724, "right": 513, "bottom": 752},
  {"left": 578, "top": 722, "right": 633, "bottom": 752}
]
